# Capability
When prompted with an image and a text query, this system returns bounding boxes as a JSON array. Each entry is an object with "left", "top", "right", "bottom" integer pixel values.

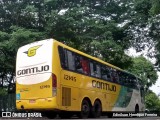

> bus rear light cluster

[
  {"left": 52, "top": 73, "right": 57, "bottom": 87},
  {"left": 52, "top": 73, "right": 57, "bottom": 96}
]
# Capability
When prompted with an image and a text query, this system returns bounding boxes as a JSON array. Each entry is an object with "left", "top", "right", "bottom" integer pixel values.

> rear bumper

[{"left": 16, "top": 97, "right": 58, "bottom": 110}]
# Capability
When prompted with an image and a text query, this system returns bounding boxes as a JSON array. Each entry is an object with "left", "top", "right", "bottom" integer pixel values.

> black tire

[
  {"left": 133, "top": 105, "right": 139, "bottom": 118},
  {"left": 135, "top": 105, "right": 139, "bottom": 113},
  {"left": 91, "top": 100, "right": 102, "bottom": 118},
  {"left": 78, "top": 99, "right": 91, "bottom": 119}
]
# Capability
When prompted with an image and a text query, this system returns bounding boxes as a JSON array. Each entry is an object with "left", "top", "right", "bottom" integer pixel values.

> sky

[{"left": 126, "top": 47, "right": 160, "bottom": 96}]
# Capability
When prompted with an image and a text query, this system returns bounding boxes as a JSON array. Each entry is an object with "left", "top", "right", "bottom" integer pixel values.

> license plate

[{"left": 29, "top": 99, "right": 36, "bottom": 103}]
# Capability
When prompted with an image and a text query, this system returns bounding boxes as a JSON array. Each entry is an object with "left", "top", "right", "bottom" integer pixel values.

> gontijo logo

[{"left": 24, "top": 45, "right": 42, "bottom": 57}]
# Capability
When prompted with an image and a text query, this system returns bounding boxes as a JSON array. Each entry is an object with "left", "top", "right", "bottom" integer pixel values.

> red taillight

[{"left": 52, "top": 73, "right": 57, "bottom": 88}]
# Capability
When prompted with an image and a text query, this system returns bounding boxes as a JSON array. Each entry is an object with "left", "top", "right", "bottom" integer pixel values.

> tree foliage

[
  {"left": 0, "top": 26, "right": 45, "bottom": 88},
  {"left": 0, "top": 0, "right": 159, "bottom": 97},
  {"left": 127, "top": 0, "right": 160, "bottom": 69},
  {"left": 127, "top": 56, "right": 158, "bottom": 88},
  {"left": 145, "top": 90, "right": 160, "bottom": 113},
  {"left": 0, "top": 0, "right": 135, "bottom": 86}
]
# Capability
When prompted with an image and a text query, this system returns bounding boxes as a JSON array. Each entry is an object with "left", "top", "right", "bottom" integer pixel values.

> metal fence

[{"left": 0, "top": 93, "right": 16, "bottom": 112}]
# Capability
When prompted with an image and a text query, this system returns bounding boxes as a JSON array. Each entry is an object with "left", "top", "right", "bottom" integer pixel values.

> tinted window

[
  {"left": 111, "top": 69, "right": 119, "bottom": 83},
  {"left": 75, "top": 54, "right": 83, "bottom": 73},
  {"left": 75, "top": 54, "right": 90, "bottom": 75},
  {"left": 59, "top": 46, "right": 140, "bottom": 88},
  {"left": 124, "top": 73, "right": 129, "bottom": 85},
  {"left": 58, "top": 46, "right": 68, "bottom": 69},
  {"left": 118, "top": 71, "right": 125, "bottom": 84},
  {"left": 101, "top": 65, "right": 111, "bottom": 81},
  {"left": 81, "top": 57, "right": 90, "bottom": 75},
  {"left": 67, "top": 50, "right": 75, "bottom": 71},
  {"left": 90, "top": 61, "right": 101, "bottom": 78},
  {"left": 127, "top": 75, "right": 133, "bottom": 87},
  {"left": 132, "top": 76, "right": 138, "bottom": 89}
]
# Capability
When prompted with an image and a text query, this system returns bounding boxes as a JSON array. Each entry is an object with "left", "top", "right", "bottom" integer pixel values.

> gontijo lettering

[
  {"left": 17, "top": 65, "right": 49, "bottom": 76},
  {"left": 92, "top": 80, "right": 116, "bottom": 92}
]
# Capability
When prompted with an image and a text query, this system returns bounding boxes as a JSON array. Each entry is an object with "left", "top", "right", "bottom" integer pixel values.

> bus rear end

[{"left": 16, "top": 39, "right": 58, "bottom": 110}]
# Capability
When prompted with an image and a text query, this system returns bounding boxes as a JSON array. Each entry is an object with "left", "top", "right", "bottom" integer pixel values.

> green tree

[
  {"left": 127, "top": 56, "right": 158, "bottom": 88},
  {"left": 128, "top": 0, "right": 160, "bottom": 69},
  {"left": 0, "top": 26, "right": 45, "bottom": 88},
  {"left": 0, "top": 0, "right": 159, "bottom": 93},
  {"left": 0, "top": 0, "right": 135, "bottom": 73},
  {"left": 0, "top": 88, "right": 7, "bottom": 96},
  {"left": 45, "top": 1, "right": 134, "bottom": 69},
  {"left": 145, "top": 90, "right": 160, "bottom": 113}
]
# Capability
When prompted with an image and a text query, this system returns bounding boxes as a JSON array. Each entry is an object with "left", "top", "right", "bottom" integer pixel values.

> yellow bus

[{"left": 16, "top": 39, "right": 145, "bottom": 118}]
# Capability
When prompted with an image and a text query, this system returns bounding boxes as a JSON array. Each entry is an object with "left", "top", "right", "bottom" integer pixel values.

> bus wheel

[
  {"left": 135, "top": 105, "right": 139, "bottom": 113},
  {"left": 133, "top": 105, "right": 139, "bottom": 117},
  {"left": 91, "top": 100, "right": 102, "bottom": 118},
  {"left": 78, "top": 99, "right": 90, "bottom": 118}
]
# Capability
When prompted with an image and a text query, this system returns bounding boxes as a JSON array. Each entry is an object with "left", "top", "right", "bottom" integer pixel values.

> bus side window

[
  {"left": 66, "top": 50, "right": 75, "bottom": 71},
  {"left": 132, "top": 76, "right": 137, "bottom": 89},
  {"left": 96, "top": 64, "right": 101, "bottom": 78},
  {"left": 111, "top": 69, "right": 119, "bottom": 83},
  {"left": 75, "top": 55, "right": 83, "bottom": 73},
  {"left": 128, "top": 75, "right": 132, "bottom": 87},
  {"left": 58, "top": 46, "right": 68, "bottom": 69},
  {"left": 90, "top": 62, "right": 94, "bottom": 76},
  {"left": 124, "top": 73, "right": 129, "bottom": 86},
  {"left": 90, "top": 62, "right": 101, "bottom": 78},
  {"left": 137, "top": 78, "right": 141, "bottom": 90},
  {"left": 118, "top": 71, "right": 125, "bottom": 84},
  {"left": 101, "top": 65, "right": 111, "bottom": 81},
  {"left": 125, "top": 74, "right": 129, "bottom": 86},
  {"left": 81, "top": 57, "right": 90, "bottom": 75}
]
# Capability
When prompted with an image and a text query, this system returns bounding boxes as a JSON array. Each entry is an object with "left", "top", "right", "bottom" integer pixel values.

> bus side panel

[
  {"left": 59, "top": 68, "right": 122, "bottom": 112},
  {"left": 112, "top": 86, "right": 140, "bottom": 112},
  {"left": 88, "top": 79, "right": 121, "bottom": 112},
  {"left": 126, "top": 89, "right": 145, "bottom": 112},
  {"left": 59, "top": 70, "right": 81, "bottom": 111},
  {"left": 54, "top": 42, "right": 127, "bottom": 113}
]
